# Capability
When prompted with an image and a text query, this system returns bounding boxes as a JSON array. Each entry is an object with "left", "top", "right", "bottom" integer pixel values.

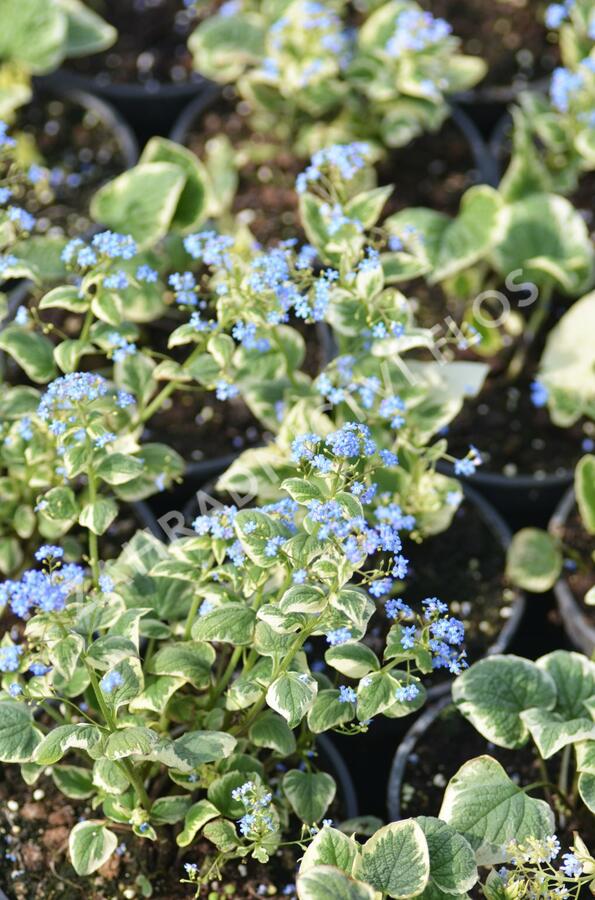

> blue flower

[
  {"left": 29, "top": 662, "right": 51, "bottom": 676},
  {"left": 104, "top": 270, "right": 129, "bottom": 291},
  {"left": 7, "top": 206, "right": 35, "bottom": 232},
  {"left": 184, "top": 231, "right": 234, "bottom": 268},
  {"left": 326, "top": 627, "right": 352, "bottom": 646},
  {"left": 0, "top": 645, "right": 22, "bottom": 673},
  {"left": 34, "top": 545, "right": 64, "bottom": 562},
  {"left": 293, "top": 569, "right": 307, "bottom": 584},
  {"left": 215, "top": 379, "right": 239, "bottom": 401},
  {"left": 136, "top": 264, "right": 158, "bottom": 283},
  {"left": 561, "top": 853, "right": 583, "bottom": 878},
  {"left": 400, "top": 625, "right": 417, "bottom": 649},
  {"left": 92, "top": 231, "right": 137, "bottom": 260},
  {"left": 545, "top": 3, "right": 568, "bottom": 28},
  {"left": 550, "top": 67, "right": 583, "bottom": 112},
  {"left": 169, "top": 271, "right": 198, "bottom": 306},
  {"left": 385, "top": 597, "right": 413, "bottom": 619},
  {"left": 100, "top": 670, "right": 124, "bottom": 693},
  {"left": 395, "top": 683, "right": 419, "bottom": 702},
  {"left": 338, "top": 685, "right": 357, "bottom": 703},
  {"left": 8, "top": 682, "right": 22, "bottom": 697},
  {"left": 530, "top": 380, "right": 549, "bottom": 408}
]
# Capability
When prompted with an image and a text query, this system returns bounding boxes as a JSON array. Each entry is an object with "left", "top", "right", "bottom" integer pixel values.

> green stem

[
  {"left": 86, "top": 456, "right": 100, "bottom": 588},
  {"left": 137, "top": 344, "right": 204, "bottom": 426},
  {"left": 506, "top": 283, "right": 553, "bottom": 382},
  {"left": 87, "top": 666, "right": 152, "bottom": 812},
  {"left": 210, "top": 646, "right": 243, "bottom": 703},
  {"left": 40, "top": 701, "right": 67, "bottom": 726},
  {"left": 183, "top": 592, "right": 202, "bottom": 642},
  {"left": 80, "top": 306, "right": 94, "bottom": 344}
]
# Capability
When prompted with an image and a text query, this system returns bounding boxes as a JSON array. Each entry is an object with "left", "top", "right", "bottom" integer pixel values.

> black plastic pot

[
  {"left": 423, "top": 483, "right": 525, "bottom": 700},
  {"left": 438, "top": 461, "right": 573, "bottom": 530},
  {"left": 317, "top": 733, "right": 359, "bottom": 820},
  {"left": 449, "top": 104, "right": 499, "bottom": 188},
  {"left": 549, "top": 486, "right": 595, "bottom": 656},
  {"left": 387, "top": 693, "right": 451, "bottom": 821},
  {"left": 37, "top": 70, "right": 215, "bottom": 144},
  {"left": 452, "top": 76, "right": 550, "bottom": 139}
]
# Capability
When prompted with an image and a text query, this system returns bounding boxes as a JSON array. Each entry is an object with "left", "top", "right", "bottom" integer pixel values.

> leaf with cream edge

[
  {"left": 282, "top": 770, "right": 336, "bottom": 825},
  {"left": 69, "top": 821, "right": 118, "bottom": 876},
  {"left": 439, "top": 756, "right": 555, "bottom": 865},
  {"left": 266, "top": 671, "right": 318, "bottom": 728},
  {"left": 297, "top": 866, "right": 377, "bottom": 900},
  {"left": 356, "top": 819, "right": 430, "bottom": 898}
]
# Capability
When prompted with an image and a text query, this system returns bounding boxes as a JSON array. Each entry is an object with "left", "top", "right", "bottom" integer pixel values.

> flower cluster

[
  {"left": 296, "top": 142, "right": 371, "bottom": 194},
  {"left": 231, "top": 781, "right": 276, "bottom": 840},
  {"left": 493, "top": 835, "right": 593, "bottom": 898},
  {"left": 0, "top": 546, "right": 84, "bottom": 617}
]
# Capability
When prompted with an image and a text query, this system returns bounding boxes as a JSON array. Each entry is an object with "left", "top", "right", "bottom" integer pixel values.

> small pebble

[
  {"left": 32, "top": 789, "right": 44, "bottom": 801},
  {"left": 7, "top": 801, "right": 18, "bottom": 812}
]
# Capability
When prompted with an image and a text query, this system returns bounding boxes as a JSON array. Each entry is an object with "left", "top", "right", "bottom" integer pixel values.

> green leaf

[
  {"left": 357, "top": 671, "right": 403, "bottom": 721},
  {"left": 101, "top": 659, "right": 144, "bottom": 712},
  {"left": 537, "top": 650, "right": 595, "bottom": 718},
  {"left": 95, "top": 453, "right": 145, "bottom": 485},
  {"left": 234, "top": 509, "right": 286, "bottom": 568},
  {"left": 282, "top": 770, "right": 336, "bottom": 824},
  {"left": 191, "top": 603, "right": 256, "bottom": 645},
  {"left": 59, "top": 0, "right": 116, "bottom": 56},
  {"left": 357, "top": 820, "right": 430, "bottom": 898},
  {"left": 439, "top": 756, "right": 555, "bottom": 865},
  {"left": 300, "top": 826, "right": 359, "bottom": 874},
  {"left": 202, "top": 817, "right": 239, "bottom": 853},
  {"left": 266, "top": 671, "right": 318, "bottom": 728},
  {"left": 177, "top": 799, "right": 220, "bottom": 847},
  {"left": 33, "top": 724, "right": 103, "bottom": 765},
  {"left": 506, "top": 528, "right": 562, "bottom": 592},
  {"left": 307, "top": 689, "right": 355, "bottom": 734},
  {"left": 91, "top": 162, "right": 186, "bottom": 248},
  {"left": 249, "top": 710, "right": 296, "bottom": 756},
  {"left": 105, "top": 727, "right": 159, "bottom": 761},
  {"left": 0, "top": 0, "right": 66, "bottom": 72},
  {"left": 0, "top": 326, "right": 56, "bottom": 383},
  {"left": 0, "top": 702, "right": 42, "bottom": 763},
  {"left": 78, "top": 498, "right": 118, "bottom": 535},
  {"left": 168, "top": 730, "right": 237, "bottom": 769},
  {"left": 150, "top": 794, "right": 192, "bottom": 825},
  {"left": 148, "top": 642, "right": 215, "bottom": 688},
  {"left": 452, "top": 655, "right": 557, "bottom": 748},
  {"left": 42, "top": 486, "right": 78, "bottom": 521},
  {"left": 52, "top": 764, "right": 94, "bottom": 799},
  {"left": 325, "top": 643, "right": 379, "bottom": 679},
  {"left": 492, "top": 193, "right": 594, "bottom": 295},
  {"left": 279, "top": 584, "right": 328, "bottom": 615},
  {"left": 520, "top": 708, "right": 595, "bottom": 759},
  {"left": 576, "top": 455, "right": 595, "bottom": 535},
  {"left": 140, "top": 136, "right": 208, "bottom": 231},
  {"left": 414, "top": 817, "right": 478, "bottom": 895},
  {"left": 93, "top": 758, "right": 129, "bottom": 795},
  {"left": 39, "top": 284, "right": 89, "bottom": 313},
  {"left": 297, "top": 866, "right": 376, "bottom": 900},
  {"left": 578, "top": 772, "right": 595, "bottom": 814},
  {"left": 128, "top": 676, "right": 184, "bottom": 715},
  {"left": 69, "top": 821, "right": 118, "bottom": 876}
]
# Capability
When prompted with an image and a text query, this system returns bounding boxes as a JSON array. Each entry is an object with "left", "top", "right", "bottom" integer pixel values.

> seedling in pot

[{"left": 188, "top": 0, "right": 486, "bottom": 155}]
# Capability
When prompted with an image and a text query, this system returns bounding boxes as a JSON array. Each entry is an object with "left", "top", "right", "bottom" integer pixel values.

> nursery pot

[
  {"left": 452, "top": 76, "right": 551, "bottom": 139},
  {"left": 423, "top": 484, "right": 525, "bottom": 701},
  {"left": 549, "top": 486, "right": 595, "bottom": 656},
  {"left": 317, "top": 733, "right": 359, "bottom": 820},
  {"left": 448, "top": 104, "right": 499, "bottom": 187},
  {"left": 37, "top": 69, "right": 213, "bottom": 143},
  {"left": 387, "top": 693, "right": 451, "bottom": 821},
  {"left": 438, "top": 461, "right": 573, "bottom": 530}
]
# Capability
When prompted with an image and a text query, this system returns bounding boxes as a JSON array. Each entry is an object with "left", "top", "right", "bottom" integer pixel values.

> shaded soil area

[
  {"left": 364, "top": 494, "right": 518, "bottom": 692},
  {"left": 16, "top": 93, "right": 130, "bottom": 237},
  {"left": 421, "top": 0, "right": 558, "bottom": 91},
  {"left": 0, "top": 766, "right": 299, "bottom": 899},
  {"left": 65, "top": 0, "right": 200, "bottom": 87}
]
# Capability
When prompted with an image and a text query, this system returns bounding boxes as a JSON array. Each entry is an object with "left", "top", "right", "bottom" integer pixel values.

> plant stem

[
  {"left": 137, "top": 344, "right": 204, "bottom": 426},
  {"left": 86, "top": 457, "right": 100, "bottom": 588},
  {"left": 183, "top": 592, "right": 202, "bottom": 642},
  {"left": 506, "top": 283, "right": 553, "bottom": 383},
  {"left": 210, "top": 646, "right": 243, "bottom": 703},
  {"left": 86, "top": 666, "right": 152, "bottom": 812}
]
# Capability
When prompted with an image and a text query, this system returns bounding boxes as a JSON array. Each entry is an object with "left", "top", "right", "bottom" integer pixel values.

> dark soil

[
  {"left": 0, "top": 766, "right": 298, "bottom": 899},
  {"left": 16, "top": 93, "right": 130, "bottom": 237},
  {"left": 561, "top": 510, "right": 595, "bottom": 626},
  {"left": 381, "top": 118, "right": 481, "bottom": 218},
  {"left": 183, "top": 96, "right": 482, "bottom": 243},
  {"left": 420, "top": 0, "right": 558, "bottom": 91},
  {"left": 365, "top": 494, "right": 518, "bottom": 691},
  {"left": 398, "top": 703, "right": 595, "bottom": 897},
  {"left": 66, "top": 0, "right": 201, "bottom": 87},
  {"left": 184, "top": 97, "right": 304, "bottom": 247}
]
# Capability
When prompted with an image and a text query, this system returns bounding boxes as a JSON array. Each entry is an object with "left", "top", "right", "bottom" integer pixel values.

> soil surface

[
  {"left": 561, "top": 510, "right": 595, "bottom": 626},
  {"left": 365, "top": 493, "right": 518, "bottom": 691},
  {"left": 66, "top": 0, "right": 200, "bottom": 87},
  {"left": 183, "top": 97, "right": 482, "bottom": 244},
  {"left": 398, "top": 703, "right": 595, "bottom": 897},
  {"left": 0, "top": 765, "right": 299, "bottom": 899},
  {"left": 16, "top": 93, "right": 130, "bottom": 237},
  {"left": 420, "top": 0, "right": 558, "bottom": 91}
]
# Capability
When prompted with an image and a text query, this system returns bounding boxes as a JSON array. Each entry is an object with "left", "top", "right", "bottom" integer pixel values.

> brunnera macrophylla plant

[
  {"left": 506, "top": 454, "right": 595, "bottom": 596},
  {"left": 501, "top": 0, "right": 595, "bottom": 200},
  {"left": 0, "top": 425, "right": 467, "bottom": 881},
  {"left": 292, "top": 822, "right": 595, "bottom": 900},
  {"left": 453, "top": 649, "right": 595, "bottom": 833},
  {"left": 0, "top": 0, "right": 115, "bottom": 117},
  {"left": 0, "top": 367, "right": 184, "bottom": 577},
  {"left": 188, "top": 0, "right": 486, "bottom": 153},
  {"left": 385, "top": 179, "right": 595, "bottom": 394}
]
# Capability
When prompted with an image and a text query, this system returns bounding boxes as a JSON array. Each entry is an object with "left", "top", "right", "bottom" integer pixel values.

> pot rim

[
  {"left": 549, "top": 485, "right": 595, "bottom": 655},
  {"left": 37, "top": 68, "right": 209, "bottom": 102}
]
